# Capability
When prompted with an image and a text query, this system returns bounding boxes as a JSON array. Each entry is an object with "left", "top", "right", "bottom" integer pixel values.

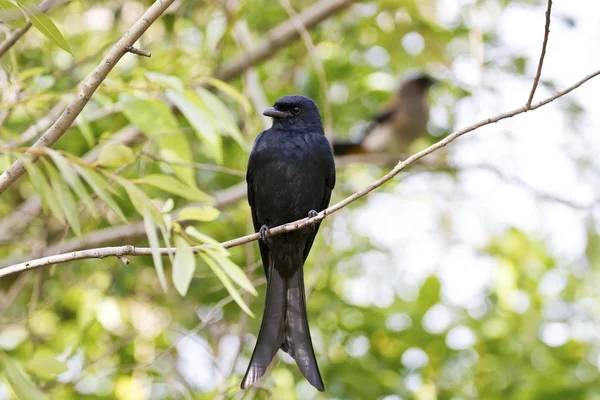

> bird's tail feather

[
  {"left": 241, "top": 261, "right": 325, "bottom": 392},
  {"left": 285, "top": 265, "right": 325, "bottom": 391},
  {"left": 241, "top": 264, "right": 286, "bottom": 389}
]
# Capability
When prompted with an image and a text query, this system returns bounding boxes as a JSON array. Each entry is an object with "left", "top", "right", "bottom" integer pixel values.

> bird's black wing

[
  {"left": 302, "top": 135, "right": 336, "bottom": 262},
  {"left": 247, "top": 137, "right": 270, "bottom": 277}
]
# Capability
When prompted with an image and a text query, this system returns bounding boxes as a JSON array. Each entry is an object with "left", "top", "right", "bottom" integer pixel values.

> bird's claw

[
  {"left": 308, "top": 210, "right": 319, "bottom": 219},
  {"left": 259, "top": 225, "right": 270, "bottom": 243}
]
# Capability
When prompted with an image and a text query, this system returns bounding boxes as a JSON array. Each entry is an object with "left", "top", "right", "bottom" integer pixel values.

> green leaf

[
  {"left": 20, "top": 3, "right": 72, "bottom": 55},
  {"left": 46, "top": 150, "right": 95, "bottom": 216},
  {"left": 120, "top": 94, "right": 196, "bottom": 187},
  {"left": 0, "top": 0, "right": 27, "bottom": 28},
  {"left": 146, "top": 72, "right": 184, "bottom": 92},
  {"left": 3, "top": 358, "right": 49, "bottom": 400},
  {"left": 195, "top": 87, "right": 246, "bottom": 147},
  {"left": 0, "top": 324, "right": 29, "bottom": 351},
  {"left": 143, "top": 212, "right": 168, "bottom": 292},
  {"left": 115, "top": 176, "right": 163, "bottom": 224},
  {"left": 137, "top": 174, "right": 212, "bottom": 202},
  {"left": 177, "top": 206, "right": 220, "bottom": 222},
  {"left": 74, "top": 165, "right": 127, "bottom": 223},
  {"left": 165, "top": 89, "right": 223, "bottom": 164},
  {"left": 206, "top": 248, "right": 257, "bottom": 296},
  {"left": 206, "top": 77, "right": 252, "bottom": 115},
  {"left": 42, "top": 159, "right": 81, "bottom": 236},
  {"left": 199, "top": 252, "right": 255, "bottom": 317},
  {"left": 22, "top": 158, "right": 65, "bottom": 224},
  {"left": 185, "top": 226, "right": 227, "bottom": 256},
  {"left": 96, "top": 143, "right": 136, "bottom": 168},
  {"left": 24, "top": 353, "right": 68, "bottom": 379},
  {"left": 172, "top": 236, "right": 196, "bottom": 296},
  {"left": 77, "top": 115, "right": 95, "bottom": 147}
]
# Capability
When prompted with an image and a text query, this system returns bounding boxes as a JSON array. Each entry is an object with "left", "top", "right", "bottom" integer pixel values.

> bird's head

[
  {"left": 263, "top": 95, "right": 324, "bottom": 133},
  {"left": 398, "top": 74, "right": 437, "bottom": 97}
]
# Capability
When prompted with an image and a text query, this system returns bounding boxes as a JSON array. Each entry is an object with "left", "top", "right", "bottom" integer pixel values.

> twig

[
  {"left": 126, "top": 46, "right": 151, "bottom": 57},
  {"left": 2, "top": 68, "right": 599, "bottom": 278},
  {"left": 526, "top": 0, "right": 552, "bottom": 107},
  {"left": 0, "top": 0, "right": 177, "bottom": 195},
  {"left": 141, "top": 150, "right": 246, "bottom": 177},
  {"left": 213, "top": 0, "right": 354, "bottom": 82}
]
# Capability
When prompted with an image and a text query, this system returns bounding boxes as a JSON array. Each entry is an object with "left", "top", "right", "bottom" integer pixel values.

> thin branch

[
  {"left": 212, "top": 0, "right": 354, "bottom": 82},
  {"left": 0, "top": 0, "right": 176, "bottom": 195},
  {"left": 141, "top": 150, "right": 246, "bottom": 177},
  {"left": 527, "top": 0, "right": 552, "bottom": 107},
  {"left": 126, "top": 46, "right": 151, "bottom": 57},
  {"left": 2, "top": 68, "right": 599, "bottom": 279}
]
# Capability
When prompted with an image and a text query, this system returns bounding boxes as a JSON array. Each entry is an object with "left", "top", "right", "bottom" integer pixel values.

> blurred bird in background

[{"left": 333, "top": 74, "right": 436, "bottom": 157}]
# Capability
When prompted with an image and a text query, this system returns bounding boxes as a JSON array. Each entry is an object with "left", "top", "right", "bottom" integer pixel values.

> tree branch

[
  {"left": 0, "top": 0, "right": 176, "bottom": 195},
  {"left": 2, "top": 68, "right": 599, "bottom": 279},
  {"left": 527, "top": 0, "right": 552, "bottom": 107}
]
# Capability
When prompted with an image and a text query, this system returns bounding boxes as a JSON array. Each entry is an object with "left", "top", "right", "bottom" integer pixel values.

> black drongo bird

[
  {"left": 333, "top": 74, "right": 435, "bottom": 156},
  {"left": 241, "top": 95, "right": 335, "bottom": 392}
]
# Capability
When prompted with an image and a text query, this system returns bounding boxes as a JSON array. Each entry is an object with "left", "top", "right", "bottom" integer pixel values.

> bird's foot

[
  {"left": 307, "top": 210, "right": 319, "bottom": 219},
  {"left": 259, "top": 225, "right": 270, "bottom": 243}
]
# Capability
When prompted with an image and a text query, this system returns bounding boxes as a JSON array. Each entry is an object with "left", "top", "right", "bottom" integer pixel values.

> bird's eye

[{"left": 292, "top": 106, "right": 300, "bottom": 114}]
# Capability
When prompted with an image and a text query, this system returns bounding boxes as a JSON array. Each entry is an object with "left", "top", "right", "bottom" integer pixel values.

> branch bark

[
  {"left": 2, "top": 68, "right": 599, "bottom": 278},
  {"left": 0, "top": 0, "right": 176, "bottom": 195},
  {"left": 527, "top": 0, "right": 552, "bottom": 107}
]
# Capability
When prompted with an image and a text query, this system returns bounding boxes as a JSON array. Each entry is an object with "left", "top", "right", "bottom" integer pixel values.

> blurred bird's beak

[{"left": 263, "top": 107, "right": 287, "bottom": 118}]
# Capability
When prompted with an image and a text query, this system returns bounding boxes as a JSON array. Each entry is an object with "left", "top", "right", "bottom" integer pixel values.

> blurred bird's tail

[
  {"left": 332, "top": 140, "right": 366, "bottom": 156},
  {"left": 241, "top": 260, "right": 324, "bottom": 392}
]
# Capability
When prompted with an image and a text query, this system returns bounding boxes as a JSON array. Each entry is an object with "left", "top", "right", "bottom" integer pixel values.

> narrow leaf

[
  {"left": 77, "top": 115, "right": 95, "bottom": 147},
  {"left": 185, "top": 226, "right": 227, "bottom": 256},
  {"left": 172, "top": 236, "right": 196, "bottom": 296},
  {"left": 0, "top": 0, "right": 27, "bottom": 28},
  {"left": 42, "top": 159, "right": 82, "bottom": 237},
  {"left": 196, "top": 87, "right": 245, "bottom": 147},
  {"left": 165, "top": 89, "right": 223, "bottom": 164},
  {"left": 200, "top": 253, "right": 254, "bottom": 317},
  {"left": 47, "top": 150, "right": 95, "bottom": 216},
  {"left": 137, "top": 174, "right": 212, "bottom": 202},
  {"left": 74, "top": 165, "right": 127, "bottom": 223},
  {"left": 96, "top": 143, "right": 136, "bottom": 168},
  {"left": 206, "top": 77, "right": 252, "bottom": 114},
  {"left": 115, "top": 176, "right": 163, "bottom": 224},
  {"left": 20, "top": 3, "right": 72, "bottom": 54},
  {"left": 24, "top": 354, "right": 68, "bottom": 379},
  {"left": 22, "top": 158, "right": 65, "bottom": 224},
  {"left": 143, "top": 212, "right": 168, "bottom": 292},
  {"left": 177, "top": 206, "right": 220, "bottom": 222},
  {"left": 206, "top": 248, "right": 257, "bottom": 296},
  {"left": 4, "top": 358, "right": 49, "bottom": 400}
]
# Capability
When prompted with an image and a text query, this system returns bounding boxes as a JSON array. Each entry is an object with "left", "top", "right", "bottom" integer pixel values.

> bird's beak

[{"left": 263, "top": 107, "right": 288, "bottom": 119}]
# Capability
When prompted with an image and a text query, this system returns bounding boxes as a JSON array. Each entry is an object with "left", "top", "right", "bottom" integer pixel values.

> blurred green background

[{"left": 2, "top": 0, "right": 600, "bottom": 399}]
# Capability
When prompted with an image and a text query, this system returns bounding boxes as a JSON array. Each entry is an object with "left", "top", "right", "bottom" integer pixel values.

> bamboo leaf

[
  {"left": 96, "top": 143, "right": 136, "bottom": 168},
  {"left": 165, "top": 89, "right": 223, "bottom": 164},
  {"left": 206, "top": 248, "right": 257, "bottom": 296},
  {"left": 3, "top": 358, "right": 49, "bottom": 400},
  {"left": 74, "top": 165, "right": 127, "bottom": 223},
  {"left": 185, "top": 226, "right": 227, "bottom": 256},
  {"left": 42, "top": 159, "right": 82, "bottom": 237},
  {"left": 24, "top": 353, "right": 68, "bottom": 379},
  {"left": 200, "top": 252, "right": 255, "bottom": 317},
  {"left": 172, "top": 236, "right": 196, "bottom": 296},
  {"left": 22, "top": 158, "right": 65, "bottom": 224},
  {"left": 20, "top": 3, "right": 72, "bottom": 55},
  {"left": 46, "top": 150, "right": 95, "bottom": 216},
  {"left": 205, "top": 77, "right": 252, "bottom": 114},
  {"left": 143, "top": 212, "right": 168, "bottom": 292},
  {"left": 177, "top": 206, "right": 220, "bottom": 222},
  {"left": 137, "top": 174, "right": 212, "bottom": 202},
  {"left": 115, "top": 176, "right": 163, "bottom": 225},
  {"left": 196, "top": 87, "right": 245, "bottom": 147}
]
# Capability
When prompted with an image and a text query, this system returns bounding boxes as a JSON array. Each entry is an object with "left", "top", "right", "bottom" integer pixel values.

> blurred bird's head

[
  {"left": 398, "top": 74, "right": 437, "bottom": 97},
  {"left": 263, "top": 95, "right": 324, "bottom": 133}
]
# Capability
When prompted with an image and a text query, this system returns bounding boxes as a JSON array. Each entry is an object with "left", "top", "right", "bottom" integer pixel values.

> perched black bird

[
  {"left": 333, "top": 74, "right": 435, "bottom": 156},
  {"left": 241, "top": 95, "right": 335, "bottom": 392}
]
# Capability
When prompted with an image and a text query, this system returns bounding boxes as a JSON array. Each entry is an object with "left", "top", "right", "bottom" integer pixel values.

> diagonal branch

[
  {"left": 2, "top": 68, "right": 599, "bottom": 279},
  {"left": 526, "top": 0, "right": 552, "bottom": 107},
  {"left": 0, "top": 0, "right": 177, "bottom": 196}
]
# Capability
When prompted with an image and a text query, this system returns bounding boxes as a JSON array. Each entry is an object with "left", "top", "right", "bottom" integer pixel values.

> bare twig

[
  {"left": 2, "top": 68, "right": 599, "bottom": 278},
  {"left": 0, "top": 0, "right": 176, "bottom": 195},
  {"left": 213, "top": 0, "right": 354, "bottom": 82},
  {"left": 126, "top": 46, "right": 151, "bottom": 57},
  {"left": 527, "top": 0, "right": 552, "bottom": 107},
  {"left": 141, "top": 150, "right": 246, "bottom": 177}
]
